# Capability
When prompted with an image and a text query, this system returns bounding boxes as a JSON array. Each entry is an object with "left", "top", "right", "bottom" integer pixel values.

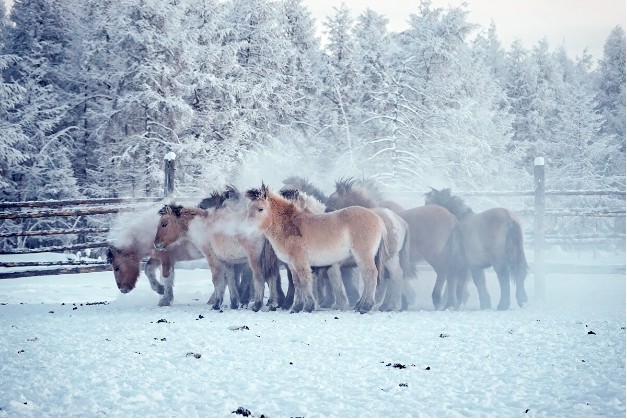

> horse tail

[
  {"left": 443, "top": 221, "right": 466, "bottom": 280},
  {"left": 374, "top": 235, "right": 387, "bottom": 286},
  {"left": 399, "top": 229, "right": 414, "bottom": 280},
  {"left": 505, "top": 214, "right": 528, "bottom": 282},
  {"left": 260, "top": 237, "right": 280, "bottom": 282}
]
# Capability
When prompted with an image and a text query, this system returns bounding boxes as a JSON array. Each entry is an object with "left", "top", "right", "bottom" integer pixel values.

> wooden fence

[{"left": 1, "top": 156, "right": 625, "bottom": 298}]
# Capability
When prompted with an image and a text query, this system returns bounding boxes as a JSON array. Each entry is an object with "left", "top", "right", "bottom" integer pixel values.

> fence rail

[{"left": 0, "top": 155, "right": 624, "bottom": 291}]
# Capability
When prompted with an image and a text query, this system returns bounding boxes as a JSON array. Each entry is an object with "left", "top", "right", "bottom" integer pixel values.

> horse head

[
  {"left": 326, "top": 176, "right": 378, "bottom": 212},
  {"left": 107, "top": 245, "right": 141, "bottom": 293},
  {"left": 282, "top": 176, "right": 328, "bottom": 204},
  {"left": 154, "top": 204, "right": 185, "bottom": 251}
]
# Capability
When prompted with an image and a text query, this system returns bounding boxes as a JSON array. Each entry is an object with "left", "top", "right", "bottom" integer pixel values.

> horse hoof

[
  {"left": 211, "top": 302, "right": 222, "bottom": 310},
  {"left": 157, "top": 298, "right": 171, "bottom": 307},
  {"left": 497, "top": 303, "right": 510, "bottom": 311},
  {"left": 230, "top": 301, "right": 239, "bottom": 310},
  {"left": 251, "top": 302, "right": 262, "bottom": 312},
  {"left": 269, "top": 305, "right": 277, "bottom": 312}
]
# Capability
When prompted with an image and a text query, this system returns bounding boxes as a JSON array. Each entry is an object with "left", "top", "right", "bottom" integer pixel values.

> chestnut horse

[
  {"left": 107, "top": 207, "right": 204, "bottom": 306},
  {"left": 327, "top": 177, "right": 466, "bottom": 310},
  {"left": 424, "top": 188, "right": 528, "bottom": 310},
  {"left": 154, "top": 187, "right": 284, "bottom": 311},
  {"left": 246, "top": 183, "right": 387, "bottom": 313}
]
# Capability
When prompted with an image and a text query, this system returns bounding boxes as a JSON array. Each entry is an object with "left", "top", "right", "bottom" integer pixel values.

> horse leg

[
  {"left": 380, "top": 258, "right": 404, "bottom": 312},
  {"left": 354, "top": 259, "right": 378, "bottom": 314},
  {"left": 145, "top": 257, "right": 164, "bottom": 295},
  {"left": 401, "top": 280, "right": 416, "bottom": 311},
  {"left": 291, "top": 262, "right": 316, "bottom": 313},
  {"left": 283, "top": 269, "right": 295, "bottom": 310},
  {"left": 248, "top": 258, "right": 267, "bottom": 313},
  {"left": 266, "top": 263, "right": 285, "bottom": 310},
  {"left": 236, "top": 264, "right": 253, "bottom": 306},
  {"left": 158, "top": 254, "right": 174, "bottom": 306},
  {"left": 431, "top": 268, "right": 447, "bottom": 310},
  {"left": 341, "top": 266, "right": 360, "bottom": 306},
  {"left": 495, "top": 264, "right": 511, "bottom": 311},
  {"left": 471, "top": 267, "right": 491, "bottom": 309},
  {"left": 224, "top": 265, "right": 240, "bottom": 309},
  {"left": 208, "top": 264, "right": 227, "bottom": 310},
  {"left": 326, "top": 264, "right": 348, "bottom": 310},
  {"left": 374, "top": 270, "right": 389, "bottom": 307},
  {"left": 515, "top": 276, "right": 528, "bottom": 308},
  {"left": 317, "top": 269, "right": 335, "bottom": 308}
]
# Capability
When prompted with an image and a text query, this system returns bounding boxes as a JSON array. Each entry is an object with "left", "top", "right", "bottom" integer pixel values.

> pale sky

[
  {"left": 2, "top": 0, "right": 625, "bottom": 61},
  {"left": 305, "top": 0, "right": 626, "bottom": 61}
]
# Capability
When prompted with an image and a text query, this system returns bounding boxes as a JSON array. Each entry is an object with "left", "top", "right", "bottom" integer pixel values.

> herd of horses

[{"left": 106, "top": 177, "right": 528, "bottom": 313}]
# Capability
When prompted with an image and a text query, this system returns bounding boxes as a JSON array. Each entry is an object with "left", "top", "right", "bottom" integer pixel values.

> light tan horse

[
  {"left": 246, "top": 183, "right": 387, "bottom": 313},
  {"left": 107, "top": 207, "right": 204, "bottom": 306},
  {"left": 153, "top": 188, "right": 284, "bottom": 311}
]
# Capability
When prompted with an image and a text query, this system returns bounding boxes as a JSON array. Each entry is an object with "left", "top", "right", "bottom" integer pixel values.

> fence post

[
  {"left": 164, "top": 152, "right": 176, "bottom": 198},
  {"left": 533, "top": 157, "right": 546, "bottom": 301}
]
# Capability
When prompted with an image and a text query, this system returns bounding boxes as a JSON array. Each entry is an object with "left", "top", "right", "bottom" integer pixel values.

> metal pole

[
  {"left": 164, "top": 152, "right": 176, "bottom": 198},
  {"left": 534, "top": 157, "right": 546, "bottom": 301}
]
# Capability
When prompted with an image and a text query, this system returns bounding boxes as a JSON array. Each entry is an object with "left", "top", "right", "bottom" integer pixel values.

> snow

[{"left": 0, "top": 252, "right": 625, "bottom": 418}]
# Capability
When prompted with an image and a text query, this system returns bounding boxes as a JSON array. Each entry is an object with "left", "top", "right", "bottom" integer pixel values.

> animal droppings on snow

[
  {"left": 155, "top": 319, "right": 169, "bottom": 323},
  {"left": 587, "top": 331, "right": 596, "bottom": 335},
  {"left": 48, "top": 311, "right": 54, "bottom": 313},
  {"left": 197, "top": 314, "right": 204, "bottom": 320},
  {"left": 228, "top": 325, "right": 249, "bottom": 331},
  {"left": 17, "top": 350, "right": 24, "bottom": 354},
  {"left": 186, "top": 352, "right": 201, "bottom": 359},
  {"left": 232, "top": 407, "right": 251, "bottom": 417},
  {"left": 399, "top": 383, "right": 408, "bottom": 387},
  {"left": 425, "top": 366, "right": 431, "bottom": 370},
  {"left": 439, "top": 333, "right": 450, "bottom": 338}
]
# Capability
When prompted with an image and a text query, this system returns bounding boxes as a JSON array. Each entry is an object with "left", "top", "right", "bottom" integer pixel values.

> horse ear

[
  {"left": 245, "top": 188, "right": 260, "bottom": 200},
  {"left": 261, "top": 182, "right": 269, "bottom": 199},
  {"left": 158, "top": 205, "right": 169, "bottom": 216},
  {"left": 172, "top": 204, "right": 184, "bottom": 217},
  {"left": 106, "top": 247, "right": 117, "bottom": 264}
]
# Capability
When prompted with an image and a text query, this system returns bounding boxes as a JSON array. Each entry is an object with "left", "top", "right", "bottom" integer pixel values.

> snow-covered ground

[{"left": 0, "top": 251, "right": 625, "bottom": 418}]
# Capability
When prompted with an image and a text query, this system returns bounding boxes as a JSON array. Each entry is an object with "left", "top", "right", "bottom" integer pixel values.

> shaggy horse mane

[
  {"left": 158, "top": 203, "right": 184, "bottom": 217},
  {"left": 335, "top": 176, "right": 383, "bottom": 202},
  {"left": 198, "top": 184, "right": 242, "bottom": 210},
  {"left": 424, "top": 188, "right": 473, "bottom": 219},
  {"left": 282, "top": 176, "right": 328, "bottom": 204}
]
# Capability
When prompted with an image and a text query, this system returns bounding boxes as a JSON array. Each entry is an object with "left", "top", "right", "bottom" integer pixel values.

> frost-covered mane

[
  {"left": 279, "top": 188, "right": 326, "bottom": 214},
  {"left": 282, "top": 176, "right": 328, "bottom": 204},
  {"left": 108, "top": 205, "right": 162, "bottom": 250},
  {"left": 335, "top": 176, "right": 383, "bottom": 202},
  {"left": 424, "top": 188, "right": 473, "bottom": 219}
]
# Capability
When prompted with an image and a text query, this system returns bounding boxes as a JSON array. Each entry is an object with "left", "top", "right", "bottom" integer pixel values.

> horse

[
  {"left": 424, "top": 188, "right": 528, "bottom": 310},
  {"left": 246, "top": 183, "right": 387, "bottom": 313},
  {"left": 282, "top": 176, "right": 361, "bottom": 306},
  {"left": 327, "top": 177, "right": 466, "bottom": 310},
  {"left": 106, "top": 206, "right": 205, "bottom": 306},
  {"left": 154, "top": 186, "right": 284, "bottom": 312},
  {"left": 325, "top": 178, "right": 413, "bottom": 311}
]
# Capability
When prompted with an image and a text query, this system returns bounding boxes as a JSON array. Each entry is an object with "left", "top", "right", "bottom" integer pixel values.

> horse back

[
  {"left": 400, "top": 205, "right": 457, "bottom": 263},
  {"left": 463, "top": 207, "right": 519, "bottom": 266}
]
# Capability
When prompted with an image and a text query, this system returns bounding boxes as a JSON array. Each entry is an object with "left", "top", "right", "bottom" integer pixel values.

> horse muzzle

[{"left": 154, "top": 241, "right": 166, "bottom": 251}]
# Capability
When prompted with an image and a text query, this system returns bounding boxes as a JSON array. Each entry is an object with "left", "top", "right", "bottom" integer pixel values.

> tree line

[{"left": 0, "top": 0, "right": 624, "bottom": 248}]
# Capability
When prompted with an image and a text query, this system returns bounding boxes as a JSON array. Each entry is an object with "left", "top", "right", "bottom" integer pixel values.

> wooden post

[
  {"left": 534, "top": 157, "right": 546, "bottom": 301},
  {"left": 164, "top": 152, "right": 176, "bottom": 198}
]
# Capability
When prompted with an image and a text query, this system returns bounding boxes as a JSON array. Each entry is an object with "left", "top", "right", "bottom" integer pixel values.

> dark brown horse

[
  {"left": 424, "top": 188, "right": 528, "bottom": 310},
  {"left": 327, "top": 177, "right": 466, "bottom": 310},
  {"left": 107, "top": 208, "right": 204, "bottom": 306},
  {"left": 246, "top": 183, "right": 387, "bottom": 313}
]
